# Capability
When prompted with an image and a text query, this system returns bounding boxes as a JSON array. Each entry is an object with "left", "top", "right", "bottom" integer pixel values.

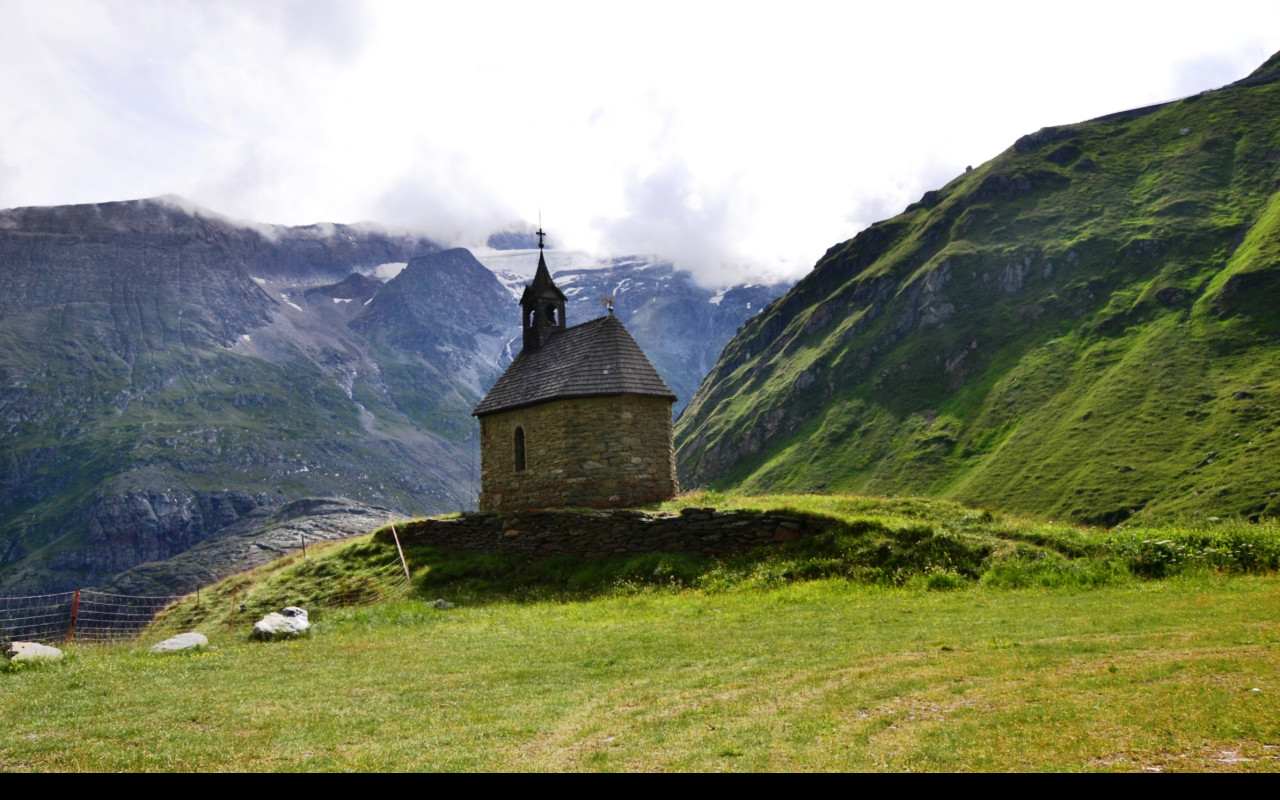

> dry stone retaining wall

[{"left": 380, "top": 507, "right": 837, "bottom": 559}]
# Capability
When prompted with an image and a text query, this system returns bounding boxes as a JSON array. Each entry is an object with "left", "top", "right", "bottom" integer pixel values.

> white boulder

[
  {"left": 150, "top": 632, "right": 209, "bottom": 653},
  {"left": 251, "top": 606, "right": 310, "bottom": 640},
  {"left": 5, "top": 641, "right": 64, "bottom": 662}
]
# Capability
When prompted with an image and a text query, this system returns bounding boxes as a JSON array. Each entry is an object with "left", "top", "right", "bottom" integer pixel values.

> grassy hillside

[
  {"left": 675, "top": 55, "right": 1280, "bottom": 525},
  {"left": 142, "top": 493, "right": 1280, "bottom": 625},
  {"left": 3, "top": 494, "right": 1279, "bottom": 771}
]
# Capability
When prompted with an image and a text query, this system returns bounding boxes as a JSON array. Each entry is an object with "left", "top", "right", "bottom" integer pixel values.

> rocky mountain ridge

[{"left": 0, "top": 198, "right": 788, "bottom": 593}]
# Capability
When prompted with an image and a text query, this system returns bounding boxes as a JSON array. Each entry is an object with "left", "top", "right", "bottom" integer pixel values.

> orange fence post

[{"left": 66, "top": 589, "right": 81, "bottom": 643}]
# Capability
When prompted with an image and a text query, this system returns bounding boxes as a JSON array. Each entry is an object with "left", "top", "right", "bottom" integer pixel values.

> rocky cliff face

[
  {"left": 676, "top": 52, "right": 1280, "bottom": 525},
  {"left": 0, "top": 198, "right": 789, "bottom": 592},
  {"left": 99, "top": 497, "right": 399, "bottom": 596},
  {"left": 0, "top": 198, "right": 450, "bottom": 591}
]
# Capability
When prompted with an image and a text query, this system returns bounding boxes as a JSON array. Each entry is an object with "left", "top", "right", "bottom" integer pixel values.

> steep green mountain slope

[{"left": 676, "top": 54, "right": 1280, "bottom": 525}]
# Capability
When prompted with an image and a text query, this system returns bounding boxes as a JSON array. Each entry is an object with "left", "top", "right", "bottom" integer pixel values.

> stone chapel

[{"left": 472, "top": 231, "right": 678, "bottom": 512}]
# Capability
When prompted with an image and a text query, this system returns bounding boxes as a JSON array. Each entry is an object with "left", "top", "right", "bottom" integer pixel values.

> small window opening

[
  {"left": 514, "top": 426, "right": 526, "bottom": 472},
  {"left": 545, "top": 304, "right": 557, "bottom": 325}
]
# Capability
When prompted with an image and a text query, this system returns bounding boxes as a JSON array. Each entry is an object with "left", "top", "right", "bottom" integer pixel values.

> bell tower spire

[{"left": 519, "top": 228, "right": 567, "bottom": 352}]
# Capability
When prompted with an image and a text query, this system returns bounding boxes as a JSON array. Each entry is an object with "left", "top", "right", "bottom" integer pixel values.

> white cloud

[
  {"left": 596, "top": 157, "right": 759, "bottom": 287},
  {"left": 369, "top": 153, "right": 516, "bottom": 247},
  {"left": 1, "top": 1, "right": 1279, "bottom": 286}
]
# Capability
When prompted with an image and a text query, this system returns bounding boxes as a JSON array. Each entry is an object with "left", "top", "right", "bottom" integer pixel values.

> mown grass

[
  {"left": 2, "top": 575, "right": 1277, "bottom": 771},
  {"left": 4, "top": 493, "right": 1279, "bottom": 771}
]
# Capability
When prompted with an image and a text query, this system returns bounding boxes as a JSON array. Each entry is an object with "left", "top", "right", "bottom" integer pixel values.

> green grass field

[{"left": 3, "top": 494, "right": 1278, "bottom": 772}]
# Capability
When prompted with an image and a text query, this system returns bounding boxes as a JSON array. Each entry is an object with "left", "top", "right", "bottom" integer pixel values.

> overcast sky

[{"left": 2, "top": 1, "right": 1278, "bottom": 285}]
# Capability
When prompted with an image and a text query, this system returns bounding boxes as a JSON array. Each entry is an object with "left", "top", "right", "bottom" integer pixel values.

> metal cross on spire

[{"left": 536, "top": 227, "right": 546, "bottom": 249}]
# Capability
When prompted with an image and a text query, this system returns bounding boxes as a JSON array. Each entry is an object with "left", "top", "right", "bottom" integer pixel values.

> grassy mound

[
  {"left": 155, "top": 492, "right": 1280, "bottom": 640},
  {"left": 149, "top": 538, "right": 409, "bottom": 640},
  {"left": 397, "top": 492, "right": 1279, "bottom": 598}
]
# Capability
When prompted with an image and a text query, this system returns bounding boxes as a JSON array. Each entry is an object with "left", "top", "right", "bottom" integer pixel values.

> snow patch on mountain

[{"left": 366, "top": 262, "right": 407, "bottom": 281}]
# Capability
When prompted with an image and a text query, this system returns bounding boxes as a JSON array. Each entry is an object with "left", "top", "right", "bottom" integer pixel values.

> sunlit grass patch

[
  {"left": 5, "top": 575, "right": 1276, "bottom": 771},
  {"left": 7, "top": 492, "right": 1274, "bottom": 771}
]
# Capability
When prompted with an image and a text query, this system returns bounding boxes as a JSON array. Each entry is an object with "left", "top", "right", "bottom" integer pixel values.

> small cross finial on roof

[
  {"left": 601, "top": 293, "right": 615, "bottom": 315},
  {"left": 536, "top": 227, "right": 546, "bottom": 249}
]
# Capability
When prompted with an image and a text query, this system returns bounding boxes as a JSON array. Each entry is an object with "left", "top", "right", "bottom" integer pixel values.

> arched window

[
  {"left": 545, "top": 304, "right": 557, "bottom": 325},
  {"left": 514, "top": 426, "right": 526, "bottom": 472}
]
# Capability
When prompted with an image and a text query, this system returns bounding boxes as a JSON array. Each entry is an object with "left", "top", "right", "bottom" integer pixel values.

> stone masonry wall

[
  {"left": 378, "top": 507, "right": 836, "bottom": 559},
  {"left": 478, "top": 395, "right": 677, "bottom": 512}
]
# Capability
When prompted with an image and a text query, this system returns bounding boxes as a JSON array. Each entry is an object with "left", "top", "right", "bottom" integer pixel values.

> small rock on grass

[
  {"left": 431, "top": 599, "right": 455, "bottom": 609},
  {"left": 5, "top": 641, "right": 64, "bottom": 662},
  {"left": 150, "top": 632, "right": 209, "bottom": 653},
  {"left": 251, "top": 606, "right": 310, "bottom": 640}
]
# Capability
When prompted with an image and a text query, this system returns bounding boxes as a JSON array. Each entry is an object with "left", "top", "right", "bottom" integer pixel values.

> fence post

[
  {"left": 66, "top": 589, "right": 81, "bottom": 643},
  {"left": 390, "top": 523, "right": 412, "bottom": 587}
]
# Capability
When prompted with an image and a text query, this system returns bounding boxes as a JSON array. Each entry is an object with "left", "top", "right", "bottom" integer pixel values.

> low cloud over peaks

[
  {"left": 370, "top": 156, "right": 517, "bottom": 250},
  {"left": 596, "top": 159, "right": 764, "bottom": 288}
]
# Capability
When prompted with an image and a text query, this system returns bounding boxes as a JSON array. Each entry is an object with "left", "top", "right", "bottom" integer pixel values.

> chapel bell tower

[{"left": 520, "top": 227, "right": 567, "bottom": 352}]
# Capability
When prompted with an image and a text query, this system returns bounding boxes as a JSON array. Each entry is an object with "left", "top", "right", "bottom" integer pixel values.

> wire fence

[
  {"left": 0, "top": 589, "right": 180, "bottom": 646},
  {"left": 1, "top": 554, "right": 413, "bottom": 647}
]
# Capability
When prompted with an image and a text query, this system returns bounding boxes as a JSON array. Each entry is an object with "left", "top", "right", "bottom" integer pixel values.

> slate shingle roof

[{"left": 473, "top": 314, "right": 676, "bottom": 416}]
